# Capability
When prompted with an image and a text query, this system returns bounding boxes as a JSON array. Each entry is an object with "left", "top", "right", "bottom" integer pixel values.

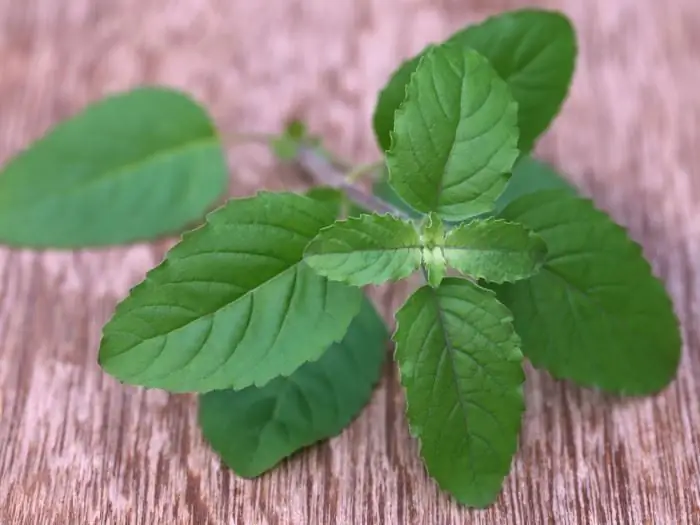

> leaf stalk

[{"left": 295, "top": 146, "right": 410, "bottom": 219}]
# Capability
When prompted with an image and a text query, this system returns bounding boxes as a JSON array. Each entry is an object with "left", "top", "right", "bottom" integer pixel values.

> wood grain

[{"left": 1, "top": 0, "right": 700, "bottom": 523}]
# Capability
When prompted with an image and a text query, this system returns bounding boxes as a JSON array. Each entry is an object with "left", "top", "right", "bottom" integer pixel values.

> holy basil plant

[{"left": 0, "top": 8, "right": 681, "bottom": 509}]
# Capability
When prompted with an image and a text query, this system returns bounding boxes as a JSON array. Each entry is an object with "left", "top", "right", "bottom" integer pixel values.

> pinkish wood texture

[{"left": 1, "top": 0, "right": 700, "bottom": 523}]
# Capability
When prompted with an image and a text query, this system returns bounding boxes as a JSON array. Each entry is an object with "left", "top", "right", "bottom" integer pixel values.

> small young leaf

[
  {"left": 444, "top": 218, "right": 546, "bottom": 283},
  {"left": 270, "top": 120, "right": 308, "bottom": 161},
  {"left": 199, "top": 295, "right": 387, "bottom": 477},
  {"left": 0, "top": 87, "right": 228, "bottom": 248},
  {"left": 373, "top": 9, "right": 576, "bottom": 153},
  {"left": 494, "top": 155, "right": 575, "bottom": 213},
  {"left": 98, "top": 192, "right": 362, "bottom": 393},
  {"left": 285, "top": 120, "right": 306, "bottom": 139},
  {"left": 394, "top": 278, "right": 524, "bottom": 507},
  {"left": 423, "top": 247, "right": 447, "bottom": 288},
  {"left": 421, "top": 213, "right": 447, "bottom": 287},
  {"left": 496, "top": 190, "right": 682, "bottom": 394},
  {"left": 421, "top": 212, "right": 446, "bottom": 245},
  {"left": 386, "top": 44, "right": 519, "bottom": 221},
  {"left": 304, "top": 213, "right": 422, "bottom": 286}
]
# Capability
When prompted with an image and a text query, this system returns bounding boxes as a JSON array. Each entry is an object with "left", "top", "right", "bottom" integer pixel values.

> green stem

[{"left": 226, "top": 131, "right": 402, "bottom": 218}]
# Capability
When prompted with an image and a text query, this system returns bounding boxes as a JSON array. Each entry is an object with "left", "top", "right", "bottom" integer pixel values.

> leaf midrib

[
  {"left": 444, "top": 246, "right": 530, "bottom": 256},
  {"left": 429, "top": 287, "right": 475, "bottom": 467},
  {"left": 312, "top": 245, "right": 422, "bottom": 256},
  {"left": 107, "top": 261, "right": 302, "bottom": 355},
  {"left": 1, "top": 135, "right": 218, "bottom": 213},
  {"left": 431, "top": 53, "right": 465, "bottom": 210}
]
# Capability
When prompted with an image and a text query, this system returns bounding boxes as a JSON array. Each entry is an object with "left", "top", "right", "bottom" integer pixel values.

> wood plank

[{"left": 1, "top": 0, "right": 699, "bottom": 523}]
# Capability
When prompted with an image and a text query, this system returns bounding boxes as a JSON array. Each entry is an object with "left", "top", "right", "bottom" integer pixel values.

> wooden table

[{"left": 1, "top": 0, "right": 699, "bottom": 523}]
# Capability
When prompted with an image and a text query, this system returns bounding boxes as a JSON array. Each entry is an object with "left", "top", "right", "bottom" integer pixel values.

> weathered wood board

[{"left": 1, "top": 0, "right": 700, "bottom": 523}]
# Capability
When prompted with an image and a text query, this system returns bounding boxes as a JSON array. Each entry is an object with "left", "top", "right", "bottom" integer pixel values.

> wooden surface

[{"left": 1, "top": 0, "right": 700, "bottom": 523}]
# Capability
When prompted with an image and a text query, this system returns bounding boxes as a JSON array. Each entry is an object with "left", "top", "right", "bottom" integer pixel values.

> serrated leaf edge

[
  {"left": 500, "top": 189, "right": 682, "bottom": 395},
  {"left": 98, "top": 191, "right": 362, "bottom": 391},
  {"left": 303, "top": 212, "right": 423, "bottom": 286},
  {"left": 199, "top": 297, "right": 389, "bottom": 477},
  {"left": 386, "top": 45, "right": 520, "bottom": 221},
  {"left": 444, "top": 217, "right": 548, "bottom": 284},
  {"left": 391, "top": 278, "right": 526, "bottom": 506}
]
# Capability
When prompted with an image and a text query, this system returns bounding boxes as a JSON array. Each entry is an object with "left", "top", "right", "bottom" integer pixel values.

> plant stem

[
  {"left": 226, "top": 132, "right": 403, "bottom": 217},
  {"left": 295, "top": 146, "right": 409, "bottom": 218},
  {"left": 227, "top": 131, "right": 356, "bottom": 171},
  {"left": 344, "top": 161, "right": 385, "bottom": 183}
]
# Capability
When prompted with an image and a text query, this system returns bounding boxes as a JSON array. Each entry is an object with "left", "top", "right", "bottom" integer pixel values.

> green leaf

[
  {"left": 386, "top": 44, "right": 520, "bottom": 221},
  {"left": 98, "top": 191, "right": 362, "bottom": 393},
  {"left": 393, "top": 277, "right": 524, "bottom": 507},
  {"left": 0, "top": 87, "right": 228, "bottom": 248},
  {"left": 423, "top": 247, "right": 447, "bottom": 288},
  {"left": 421, "top": 213, "right": 447, "bottom": 287},
  {"left": 199, "top": 295, "right": 387, "bottom": 477},
  {"left": 421, "top": 212, "right": 445, "bottom": 244},
  {"left": 305, "top": 186, "right": 344, "bottom": 217},
  {"left": 373, "top": 9, "right": 576, "bottom": 153},
  {"left": 372, "top": 172, "right": 422, "bottom": 219},
  {"left": 444, "top": 218, "right": 546, "bottom": 283},
  {"left": 496, "top": 190, "right": 681, "bottom": 394},
  {"left": 304, "top": 213, "right": 422, "bottom": 286},
  {"left": 494, "top": 155, "right": 575, "bottom": 213},
  {"left": 305, "top": 186, "right": 368, "bottom": 219}
]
